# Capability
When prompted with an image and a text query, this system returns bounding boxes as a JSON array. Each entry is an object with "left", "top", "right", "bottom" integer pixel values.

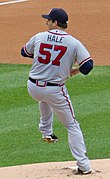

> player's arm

[
  {"left": 79, "top": 58, "right": 93, "bottom": 75},
  {"left": 21, "top": 36, "right": 35, "bottom": 59},
  {"left": 70, "top": 58, "right": 93, "bottom": 77},
  {"left": 73, "top": 40, "right": 94, "bottom": 75},
  {"left": 21, "top": 45, "right": 34, "bottom": 58},
  {"left": 70, "top": 66, "right": 80, "bottom": 76}
]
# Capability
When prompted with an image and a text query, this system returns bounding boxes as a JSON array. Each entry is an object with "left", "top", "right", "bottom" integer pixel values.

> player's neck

[{"left": 50, "top": 27, "right": 66, "bottom": 31}]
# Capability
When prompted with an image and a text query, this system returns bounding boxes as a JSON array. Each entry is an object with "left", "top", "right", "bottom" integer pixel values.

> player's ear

[{"left": 54, "top": 20, "right": 58, "bottom": 26}]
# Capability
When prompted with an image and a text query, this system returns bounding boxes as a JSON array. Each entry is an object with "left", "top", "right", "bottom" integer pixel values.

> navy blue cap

[{"left": 42, "top": 8, "right": 68, "bottom": 24}]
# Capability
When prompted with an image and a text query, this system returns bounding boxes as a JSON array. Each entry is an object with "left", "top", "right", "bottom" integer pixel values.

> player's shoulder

[
  {"left": 69, "top": 35, "right": 83, "bottom": 46},
  {"left": 68, "top": 34, "right": 79, "bottom": 42},
  {"left": 35, "top": 31, "right": 49, "bottom": 37},
  {"left": 30, "top": 31, "right": 48, "bottom": 42},
  {"left": 65, "top": 34, "right": 80, "bottom": 45}
]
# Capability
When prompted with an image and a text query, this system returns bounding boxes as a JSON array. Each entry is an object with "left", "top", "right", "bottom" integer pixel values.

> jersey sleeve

[
  {"left": 24, "top": 36, "right": 35, "bottom": 56},
  {"left": 75, "top": 40, "right": 92, "bottom": 65}
]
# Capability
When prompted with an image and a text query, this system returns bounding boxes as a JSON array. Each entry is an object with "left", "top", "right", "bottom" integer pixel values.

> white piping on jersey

[
  {"left": 79, "top": 57, "right": 92, "bottom": 67},
  {"left": 24, "top": 45, "right": 33, "bottom": 57}
]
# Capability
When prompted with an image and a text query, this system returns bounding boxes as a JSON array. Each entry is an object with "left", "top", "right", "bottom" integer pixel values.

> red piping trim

[
  {"left": 79, "top": 57, "right": 92, "bottom": 66},
  {"left": 48, "top": 30, "right": 69, "bottom": 36},
  {"left": 24, "top": 45, "right": 33, "bottom": 57},
  {"left": 61, "top": 87, "right": 76, "bottom": 121},
  {"left": 36, "top": 80, "right": 46, "bottom": 87}
]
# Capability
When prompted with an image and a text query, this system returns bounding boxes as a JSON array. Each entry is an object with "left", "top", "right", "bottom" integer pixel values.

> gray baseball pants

[{"left": 27, "top": 79, "right": 91, "bottom": 171}]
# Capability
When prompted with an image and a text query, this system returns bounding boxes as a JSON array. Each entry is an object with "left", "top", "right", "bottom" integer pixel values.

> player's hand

[{"left": 70, "top": 67, "right": 80, "bottom": 76}]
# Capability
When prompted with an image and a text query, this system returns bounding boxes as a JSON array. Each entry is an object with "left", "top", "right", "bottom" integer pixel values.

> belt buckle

[{"left": 36, "top": 80, "right": 46, "bottom": 87}]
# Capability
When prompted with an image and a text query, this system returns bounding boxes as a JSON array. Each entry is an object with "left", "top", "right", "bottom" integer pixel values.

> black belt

[{"left": 29, "top": 77, "right": 61, "bottom": 86}]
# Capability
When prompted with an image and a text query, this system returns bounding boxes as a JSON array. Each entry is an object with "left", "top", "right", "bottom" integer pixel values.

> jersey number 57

[{"left": 38, "top": 43, "right": 67, "bottom": 66}]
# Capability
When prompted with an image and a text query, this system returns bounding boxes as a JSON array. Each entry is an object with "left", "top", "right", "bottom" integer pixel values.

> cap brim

[{"left": 42, "top": 15, "right": 51, "bottom": 20}]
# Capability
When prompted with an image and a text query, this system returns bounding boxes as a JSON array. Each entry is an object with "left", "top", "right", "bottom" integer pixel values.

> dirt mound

[
  {"left": 0, "top": 159, "right": 110, "bottom": 179},
  {"left": 0, "top": 0, "right": 110, "bottom": 65}
]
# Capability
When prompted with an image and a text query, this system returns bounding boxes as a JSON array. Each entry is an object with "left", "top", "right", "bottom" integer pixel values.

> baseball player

[{"left": 21, "top": 8, "right": 94, "bottom": 175}]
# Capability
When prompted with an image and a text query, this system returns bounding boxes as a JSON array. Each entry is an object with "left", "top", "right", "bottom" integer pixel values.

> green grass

[{"left": 0, "top": 64, "right": 110, "bottom": 167}]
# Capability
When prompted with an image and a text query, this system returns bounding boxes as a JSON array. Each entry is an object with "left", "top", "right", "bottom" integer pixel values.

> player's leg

[
  {"left": 39, "top": 101, "right": 58, "bottom": 143},
  {"left": 46, "top": 85, "right": 91, "bottom": 172},
  {"left": 39, "top": 101, "right": 53, "bottom": 136},
  {"left": 27, "top": 80, "right": 58, "bottom": 143}
]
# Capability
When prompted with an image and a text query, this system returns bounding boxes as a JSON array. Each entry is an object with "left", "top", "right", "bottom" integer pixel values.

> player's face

[{"left": 46, "top": 20, "right": 56, "bottom": 30}]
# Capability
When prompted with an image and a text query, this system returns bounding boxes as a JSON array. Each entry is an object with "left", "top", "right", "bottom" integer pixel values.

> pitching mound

[{"left": 0, "top": 159, "right": 110, "bottom": 179}]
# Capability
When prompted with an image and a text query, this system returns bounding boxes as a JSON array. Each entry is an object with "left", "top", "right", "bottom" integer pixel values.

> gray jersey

[{"left": 25, "top": 29, "right": 91, "bottom": 83}]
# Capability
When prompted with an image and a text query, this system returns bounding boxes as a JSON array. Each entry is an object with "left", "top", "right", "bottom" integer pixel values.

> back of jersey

[{"left": 28, "top": 29, "right": 78, "bottom": 83}]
